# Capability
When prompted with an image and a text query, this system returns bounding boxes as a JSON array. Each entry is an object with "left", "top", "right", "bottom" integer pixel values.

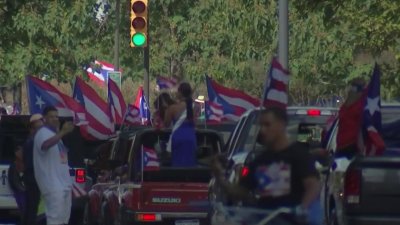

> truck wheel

[
  {"left": 101, "top": 202, "right": 114, "bottom": 225},
  {"left": 83, "top": 203, "right": 98, "bottom": 225}
]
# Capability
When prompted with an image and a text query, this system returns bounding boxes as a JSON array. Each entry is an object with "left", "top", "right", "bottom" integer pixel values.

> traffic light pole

[
  {"left": 114, "top": 0, "right": 121, "bottom": 71},
  {"left": 278, "top": 0, "right": 288, "bottom": 70},
  {"left": 144, "top": 46, "right": 150, "bottom": 109},
  {"left": 143, "top": 7, "right": 150, "bottom": 112}
]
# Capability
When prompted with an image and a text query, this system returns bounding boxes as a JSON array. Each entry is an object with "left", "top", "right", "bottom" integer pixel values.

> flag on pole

[
  {"left": 108, "top": 78, "right": 127, "bottom": 124},
  {"left": 124, "top": 104, "right": 141, "bottom": 125},
  {"left": 205, "top": 100, "right": 223, "bottom": 123},
  {"left": 26, "top": 75, "right": 87, "bottom": 124},
  {"left": 86, "top": 60, "right": 119, "bottom": 87},
  {"left": 262, "top": 58, "right": 290, "bottom": 109},
  {"left": 359, "top": 64, "right": 385, "bottom": 156},
  {"left": 206, "top": 75, "right": 260, "bottom": 121},
  {"left": 134, "top": 86, "right": 151, "bottom": 125},
  {"left": 156, "top": 75, "right": 178, "bottom": 90},
  {"left": 73, "top": 77, "right": 115, "bottom": 140}
]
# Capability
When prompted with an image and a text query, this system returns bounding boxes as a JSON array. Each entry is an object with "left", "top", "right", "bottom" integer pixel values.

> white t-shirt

[{"left": 33, "top": 126, "right": 72, "bottom": 194}]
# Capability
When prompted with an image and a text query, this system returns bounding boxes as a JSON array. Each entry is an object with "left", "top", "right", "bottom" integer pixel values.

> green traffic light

[{"left": 132, "top": 33, "right": 146, "bottom": 47}]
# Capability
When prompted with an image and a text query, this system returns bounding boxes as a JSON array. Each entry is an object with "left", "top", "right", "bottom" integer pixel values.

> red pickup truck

[{"left": 93, "top": 128, "right": 223, "bottom": 225}]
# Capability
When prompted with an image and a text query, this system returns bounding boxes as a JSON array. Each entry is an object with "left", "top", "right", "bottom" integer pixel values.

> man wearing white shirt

[{"left": 33, "top": 106, "right": 74, "bottom": 225}]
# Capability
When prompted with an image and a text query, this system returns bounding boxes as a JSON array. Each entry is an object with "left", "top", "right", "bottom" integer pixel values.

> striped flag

[
  {"left": 156, "top": 75, "right": 178, "bottom": 90},
  {"left": 359, "top": 64, "right": 385, "bottom": 156},
  {"left": 134, "top": 87, "right": 151, "bottom": 125},
  {"left": 73, "top": 77, "right": 115, "bottom": 140},
  {"left": 26, "top": 75, "right": 87, "bottom": 125},
  {"left": 108, "top": 78, "right": 127, "bottom": 124},
  {"left": 125, "top": 104, "right": 141, "bottom": 125},
  {"left": 206, "top": 75, "right": 260, "bottom": 121},
  {"left": 143, "top": 146, "right": 160, "bottom": 171},
  {"left": 205, "top": 100, "right": 223, "bottom": 123},
  {"left": 86, "top": 60, "right": 119, "bottom": 87},
  {"left": 72, "top": 183, "right": 87, "bottom": 198},
  {"left": 262, "top": 58, "right": 290, "bottom": 109}
]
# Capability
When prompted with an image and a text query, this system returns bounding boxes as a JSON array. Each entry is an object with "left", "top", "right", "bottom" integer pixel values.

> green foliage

[{"left": 1, "top": 0, "right": 400, "bottom": 104}]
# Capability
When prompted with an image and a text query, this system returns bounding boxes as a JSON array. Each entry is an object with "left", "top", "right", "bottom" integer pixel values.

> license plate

[{"left": 175, "top": 219, "right": 200, "bottom": 225}]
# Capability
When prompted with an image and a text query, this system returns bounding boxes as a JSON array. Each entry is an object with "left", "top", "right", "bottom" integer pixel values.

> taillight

[
  {"left": 137, "top": 213, "right": 161, "bottom": 222},
  {"left": 241, "top": 166, "right": 250, "bottom": 177},
  {"left": 344, "top": 169, "right": 361, "bottom": 204},
  {"left": 75, "top": 169, "right": 86, "bottom": 183},
  {"left": 307, "top": 109, "right": 321, "bottom": 116}
]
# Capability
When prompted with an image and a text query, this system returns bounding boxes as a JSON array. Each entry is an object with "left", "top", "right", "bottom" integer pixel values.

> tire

[
  {"left": 114, "top": 206, "right": 133, "bottom": 225},
  {"left": 83, "top": 202, "right": 98, "bottom": 225},
  {"left": 101, "top": 202, "right": 114, "bottom": 225}
]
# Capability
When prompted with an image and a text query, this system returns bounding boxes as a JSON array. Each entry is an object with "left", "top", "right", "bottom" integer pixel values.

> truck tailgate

[
  {"left": 140, "top": 182, "right": 209, "bottom": 212},
  {"left": 347, "top": 156, "right": 400, "bottom": 215}
]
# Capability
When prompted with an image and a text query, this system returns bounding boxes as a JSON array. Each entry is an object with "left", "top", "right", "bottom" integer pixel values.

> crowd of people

[{"left": 8, "top": 80, "right": 329, "bottom": 225}]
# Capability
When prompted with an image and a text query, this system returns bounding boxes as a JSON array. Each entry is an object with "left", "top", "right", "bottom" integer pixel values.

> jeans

[{"left": 23, "top": 180, "right": 41, "bottom": 225}]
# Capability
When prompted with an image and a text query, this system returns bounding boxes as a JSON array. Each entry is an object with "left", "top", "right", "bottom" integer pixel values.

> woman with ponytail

[{"left": 164, "top": 82, "right": 197, "bottom": 167}]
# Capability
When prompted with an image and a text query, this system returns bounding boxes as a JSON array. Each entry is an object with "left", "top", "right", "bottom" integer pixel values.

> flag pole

[{"left": 25, "top": 75, "right": 34, "bottom": 115}]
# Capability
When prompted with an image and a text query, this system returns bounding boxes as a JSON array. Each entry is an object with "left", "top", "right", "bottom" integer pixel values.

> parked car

[
  {"left": 322, "top": 104, "right": 400, "bottom": 225},
  {"left": 209, "top": 106, "right": 338, "bottom": 225},
  {"left": 94, "top": 128, "right": 224, "bottom": 225}
]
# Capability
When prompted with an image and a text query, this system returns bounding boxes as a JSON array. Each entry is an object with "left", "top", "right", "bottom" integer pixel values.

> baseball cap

[{"left": 30, "top": 113, "right": 43, "bottom": 123}]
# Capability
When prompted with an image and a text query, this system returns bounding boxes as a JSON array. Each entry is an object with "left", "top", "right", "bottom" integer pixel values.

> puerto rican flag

[
  {"left": 86, "top": 60, "right": 118, "bottom": 87},
  {"left": 262, "top": 58, "right": 290, "bottom": 109},
  {"left": 124, "top": 104, "right": 141, "bottom": 125},
  {"left": 156, "top": 75, "right": 178, "bottom": 90},
  {"left": 72, "top": 183, "right": 87, "bottom": 198},
  {"left": 143, "top": 146, "right": 160, "bottom": 171},
  {"left": 206, "top": 75, "right": 260, "bottom": 121},
  {"left": 73, "top": 77, "right": 115, "bottom": 140},
  {"left": 26, "top": 75, "right": 87, "bottom": 125},
  {"left": 359, "top": 64, "right": 385, "bottom": 156},
  {"left": 108, "top": 78, "right": 127, "bottom": 124},
  {"left": 134, "top": 86, "right": 151, "bottom": 125},
  {"left": 205, "top": 100, "right": 223, "bottom": 123}
]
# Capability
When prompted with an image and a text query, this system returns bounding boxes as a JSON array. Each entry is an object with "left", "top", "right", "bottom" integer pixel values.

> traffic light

[{"left": 130, "top": 0, "right": 148, "bottom": 48}]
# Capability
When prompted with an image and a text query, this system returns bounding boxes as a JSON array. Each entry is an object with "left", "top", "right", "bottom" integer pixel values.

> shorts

[{"left": 43, "top": 190, "right": 72, "bottom": 225}]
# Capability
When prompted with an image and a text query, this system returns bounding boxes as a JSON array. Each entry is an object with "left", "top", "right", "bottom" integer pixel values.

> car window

[{"left": 287, "top": 115, "right": 335, "bottom": 147}]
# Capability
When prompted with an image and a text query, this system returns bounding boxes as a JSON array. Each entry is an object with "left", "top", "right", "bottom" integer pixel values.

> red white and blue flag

[
  {"left": 11, "top": 103, "right": 21, "bottom": 115},
  {"left": 143, "top": 146, "right": 160, "bottom": 171},
  {"left": 156, "top": 75, "right": 178, "bottom": 90},
  {"left": 86, "top": 60, "right": 117, "bottom": 87},
  {"left": 124, "top": 104, "right": 141, "bottom": 125},
  {"left": 73, "top": 77, "right": 115, "bottom": 140},
  {"left": 359, "top": 64, "right": 385, "bottom": 156},
  {"left": 262, "top": 58, "right": 290, "bottom": 109},
  {"left": 26, "top": 75, "right": 87, "bottom": 124},
  {"left": 134, "top": 86, "right": 151, "bottom": 125},
  {"left": 107, "top": 78, "right": 127, "bottom": 124},
  {"left": 206, "top": 75, "right": 260, "bottom": 121},
  {"left": 205, "top": 100, "right": 223, "bottom": 123}
]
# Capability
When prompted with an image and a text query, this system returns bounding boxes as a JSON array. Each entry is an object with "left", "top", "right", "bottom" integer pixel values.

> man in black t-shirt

[{"left": 212, "top": 107, "right": 322, "bottom": 225}]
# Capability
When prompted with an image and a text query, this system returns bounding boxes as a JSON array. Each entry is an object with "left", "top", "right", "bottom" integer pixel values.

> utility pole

[
  {"left": 278, "top": 0, "right": 289, "bottom": 70},
  {"left": 113, "top": 0, "right": 121, "bottom": 71}
]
